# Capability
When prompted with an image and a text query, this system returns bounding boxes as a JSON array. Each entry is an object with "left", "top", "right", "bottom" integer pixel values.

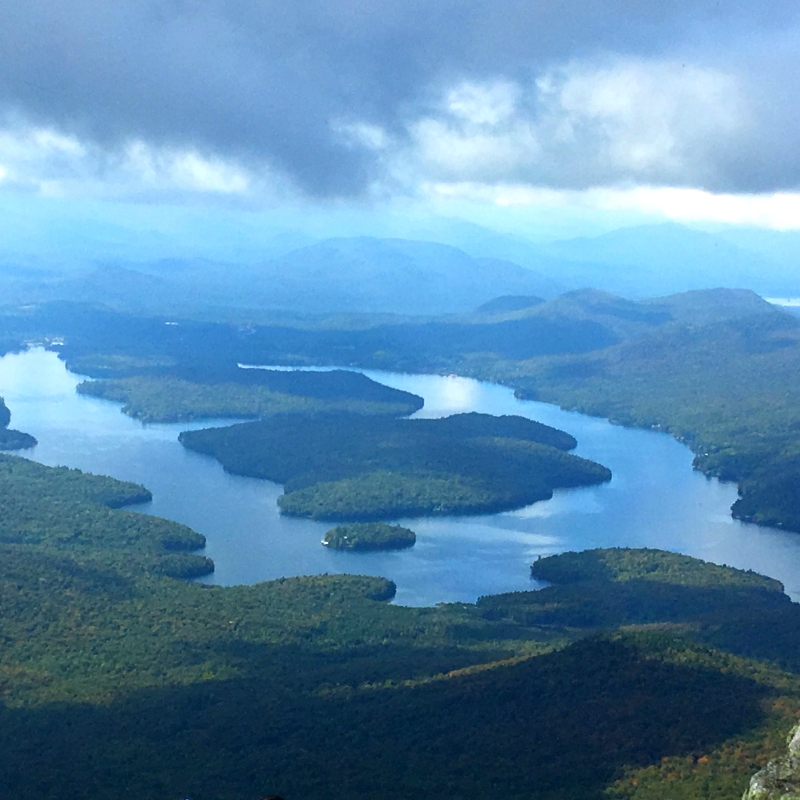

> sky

[{"left": 1, "top": 0, "right": 800, "bottom": 252}]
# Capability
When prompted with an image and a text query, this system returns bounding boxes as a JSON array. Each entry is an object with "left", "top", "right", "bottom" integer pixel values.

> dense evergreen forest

[
  {"left": 179, "top": 411, "right": 608, "bottom": 520},
  {"left": 2, "top": 442, "right": 800, "bottom": 800},
  {"left": 502, "top": 305, "right": 800, "bottom": 533}
]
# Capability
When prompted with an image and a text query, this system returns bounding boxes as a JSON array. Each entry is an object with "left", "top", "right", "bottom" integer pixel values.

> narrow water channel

[{"left": 3, "top": 347, "right": 800, "bottom": 605}]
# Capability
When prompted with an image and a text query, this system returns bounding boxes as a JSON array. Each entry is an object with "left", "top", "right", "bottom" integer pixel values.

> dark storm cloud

[{"left": 0, "top": 0, "right": 798, "bottom": 196}]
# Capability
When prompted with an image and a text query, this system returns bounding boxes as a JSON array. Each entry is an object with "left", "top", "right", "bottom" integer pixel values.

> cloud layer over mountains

[{"left": 0, "top": 1, "right": 798, "bottom": 199}]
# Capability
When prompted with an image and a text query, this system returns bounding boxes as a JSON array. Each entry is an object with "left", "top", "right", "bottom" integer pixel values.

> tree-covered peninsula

[
  {"left": 77, "top": 367, "right": 423, "bottom": 423},
  {"left": 498, "top": 292, "right": 800, "bottom": 533},
  {"left": 0, "top": 396, "right": 37, "bottom": 450},
  {"left": 179, "top": 411, "right": 609, "bottom": 520},
  {"left": 322, "top": 522, "right": 416, "bottom": 550},
  {"left": 0, "top": 453, "right": 210, "bottom": 578}
]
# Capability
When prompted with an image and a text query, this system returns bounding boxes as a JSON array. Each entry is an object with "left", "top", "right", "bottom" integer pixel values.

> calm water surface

[{"left": 3, "top": 347, "right": 800, "bottom": 605}]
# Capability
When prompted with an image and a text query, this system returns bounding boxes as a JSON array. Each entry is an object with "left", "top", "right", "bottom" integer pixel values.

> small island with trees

[{"left": 322, "top": 522, "right": 416, "bottom": 551}]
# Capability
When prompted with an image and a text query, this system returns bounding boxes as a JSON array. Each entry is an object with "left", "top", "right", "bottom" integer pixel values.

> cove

[{"left": 3, "top": 347, "right": 800, "bottom": 606}]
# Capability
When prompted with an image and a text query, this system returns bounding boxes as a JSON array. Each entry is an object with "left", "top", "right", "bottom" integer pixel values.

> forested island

[
  {"left": 322, "top": 522, "right": 416, "bottom": 550},
  {"left": 179, "top": 411, "right": 609, "bottom": 520},
  {"left": 0, "top": 396, "right": 37, "bottom": 450}
]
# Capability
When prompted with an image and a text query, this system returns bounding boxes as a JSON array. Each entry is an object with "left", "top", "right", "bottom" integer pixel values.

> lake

[{"left": 3, "top": 346, "right": 800, "bottom": 605}]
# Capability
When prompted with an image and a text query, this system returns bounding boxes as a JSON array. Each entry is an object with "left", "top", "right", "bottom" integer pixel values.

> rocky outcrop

[{"left": 744, "top": 726, "right": 800, "bottom": 799}]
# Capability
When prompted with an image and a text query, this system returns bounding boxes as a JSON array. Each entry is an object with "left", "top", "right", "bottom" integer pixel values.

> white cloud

[
  {"left": 332, "top": 121, "right": 390, "bottom": 151},
  {"left": 445, "top": 81, "right": 520, "bottom": 126},
  {"left": 0, "top": 124, "right": 88, "bottom": 192},
  {"left": 327, "top": 56, "right": 795, "bottom": 228},
  {"left": 421, "top": 181, "right": 800, "bottom": 230},
  {"left": 596, "top": 186, "right": 800, "bottom": 230},
  {"left": 542, "top": 61, "right": 744, "bottom": 181},
  {"left": 367, "top": 58, "right": 748, "bottom": 193},
  {"left": 0, "top": 53, "right": 789, "bottom": 233},
  {"left": 0, "top": 119, "right": 254, "bottom": 198},
  {"left": 122, "top": 141, "right": 251, "bottom": 194},
  {"left": 402, "top": 79, "right": 541, "bottom": 183},
  {"left": 409, "top": 117, "right": 541, "bottom": 180}
]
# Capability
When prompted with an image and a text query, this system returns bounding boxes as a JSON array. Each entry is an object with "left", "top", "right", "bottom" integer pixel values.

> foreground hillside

[
  {"left": 3, "top": 448, "right": 800, "bottom": 799},
  {"left": 3, "top": 288, "right": 800, "bottom": 796}
]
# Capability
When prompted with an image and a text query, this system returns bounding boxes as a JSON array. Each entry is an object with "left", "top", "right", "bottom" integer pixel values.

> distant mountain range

[
  {"left": 0, "top": 237, "right": 563, "bottom": 317},
  {"left": 433, "top": 221, "right": 799, "bottom": 299},
  {"left": 1, "top": 222, "right": 798, "bottom": 317},
  {"left": 251, "top": 237, "right": 563, "bottom": 314},
  {"left": 538, "top": 223, "right": 796, "bottom": 297}
]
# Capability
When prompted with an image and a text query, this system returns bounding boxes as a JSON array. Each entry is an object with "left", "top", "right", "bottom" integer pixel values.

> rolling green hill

[{"left": 2, "top": 461, "right": 799, "bottom": 800}]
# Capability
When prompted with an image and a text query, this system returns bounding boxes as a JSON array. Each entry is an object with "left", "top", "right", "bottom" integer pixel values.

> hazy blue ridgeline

[{"left": 4, "top": 222, "right": 800, "bottom": 316}]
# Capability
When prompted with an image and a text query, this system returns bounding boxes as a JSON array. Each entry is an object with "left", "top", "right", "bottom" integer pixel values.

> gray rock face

[{"left": 744, "top": 727, "right": 800, "bottom": 799}]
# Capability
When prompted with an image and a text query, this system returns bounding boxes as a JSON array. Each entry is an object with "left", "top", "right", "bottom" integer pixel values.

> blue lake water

[{"left": 3, "top": 347, "right": 800, "bottom": 605}]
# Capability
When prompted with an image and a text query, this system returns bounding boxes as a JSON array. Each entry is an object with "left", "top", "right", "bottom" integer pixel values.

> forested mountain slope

[
  {"left": 2, "top": 451, "right": 799, "bottom": 800},
  {"left": 501, "top": 295, "right": 800, "bottom": 531},
  {"left": 3, "top": 297, "right": 800, "bottom": 797}
]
